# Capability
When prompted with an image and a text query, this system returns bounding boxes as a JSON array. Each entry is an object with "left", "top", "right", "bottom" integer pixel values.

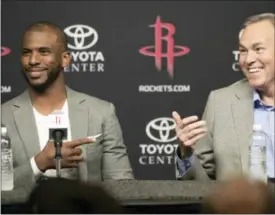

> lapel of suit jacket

[
  {"left": 231, "top": 79, "right": 254, "bottom": 175},
  {"left": 66, "top": 87, "right": 89, "bottom": 181},
  {"left": 66, "top": 87, "right": 88, "bottom": 140},
  {"left": 12, "top": 90, "right": 40, "bottom": 160}
]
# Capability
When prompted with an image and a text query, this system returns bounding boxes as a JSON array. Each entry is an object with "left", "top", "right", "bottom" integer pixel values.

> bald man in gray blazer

[
  {"left": 174, "top": 13, "right": 275, "bottom": 182},
  {"left": 2, "top": 87, "right": 134, "bottom": 186},
  {"left": 175, "top": 79, "right": 257, "bottom": 180},
  {"left": 1, "top": 20, "right": 133, "bottom": 189}
]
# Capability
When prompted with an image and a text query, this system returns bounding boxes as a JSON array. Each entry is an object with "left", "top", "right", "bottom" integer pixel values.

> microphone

[
  {"left": 49, "top": 128, "right": 67, "bottom": 159},
  {"left": 48, "top": 110, "right": 68, "bottom": 177}
]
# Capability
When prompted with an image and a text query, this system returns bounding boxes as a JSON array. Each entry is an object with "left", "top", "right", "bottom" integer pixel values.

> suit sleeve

[
  {"left": 1, "top": 105, "right": 37, "bottom": 192},
  {"left": 177, "top": 91, "right": 216, "bottom": 181},
  {"left": 101, "top": 103, "right": 134, "bottom": 180}
]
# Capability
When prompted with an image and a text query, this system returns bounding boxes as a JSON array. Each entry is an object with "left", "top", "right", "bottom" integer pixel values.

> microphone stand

[{"left": 53, "top": 130, "right": 63, "bottom": 178}]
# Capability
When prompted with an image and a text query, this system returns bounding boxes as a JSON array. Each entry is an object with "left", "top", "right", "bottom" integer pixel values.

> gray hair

[{"left": 239, "top": 13, "right": 275, "bottom": 39}]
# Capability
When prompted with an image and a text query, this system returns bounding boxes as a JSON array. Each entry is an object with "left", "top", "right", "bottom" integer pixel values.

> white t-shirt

[{"left": 30, "top": 100, "right": 77, "bottom": 179}]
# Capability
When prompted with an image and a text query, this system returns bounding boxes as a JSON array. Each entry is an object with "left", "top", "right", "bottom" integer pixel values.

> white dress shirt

[{"left": 30, "top": 100, "right": 77, "bottom": 179}]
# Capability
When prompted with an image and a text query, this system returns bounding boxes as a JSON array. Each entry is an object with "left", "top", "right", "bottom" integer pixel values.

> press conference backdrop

[{"left": 1, "top": 1, "right": 274, "bottom": 179}]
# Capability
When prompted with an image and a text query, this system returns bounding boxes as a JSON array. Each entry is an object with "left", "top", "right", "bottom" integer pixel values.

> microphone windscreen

[{"left": 48, "top": 110, "right": 69, "bottom": 140}]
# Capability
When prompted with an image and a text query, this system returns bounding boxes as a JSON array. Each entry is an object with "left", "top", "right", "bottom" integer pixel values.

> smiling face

[
  {"left": 238, "top": 20, "right": 274, "bottom": 91},
  {"left": 21, "top": 28, "right": 70, "bottom": 92}
]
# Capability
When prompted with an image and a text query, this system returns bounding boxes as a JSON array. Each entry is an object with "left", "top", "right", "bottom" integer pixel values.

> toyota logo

[
  {"left": 64, "top": 24, "right": 98, "bottom": 50},
  {"left": 146, "top": 117, "right": 177, "bottom": 143},
  {"left": 1, "top": 47, "right": 11, "bottom": 56}
]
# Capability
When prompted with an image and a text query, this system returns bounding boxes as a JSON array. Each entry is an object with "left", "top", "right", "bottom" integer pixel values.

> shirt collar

[{"left": 253, "top": 90, "right": 275, "bottom": 111}]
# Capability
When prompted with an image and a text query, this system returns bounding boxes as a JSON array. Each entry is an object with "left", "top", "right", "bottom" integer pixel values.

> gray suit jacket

[
  {"left": 1, "top": 87, "right": 134, "bottom": 188},
  {"left": 177, "top": 79, "right": 254, "bottom": 181}
]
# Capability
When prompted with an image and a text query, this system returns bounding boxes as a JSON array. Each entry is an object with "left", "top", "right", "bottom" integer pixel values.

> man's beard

[{"left": 21, "top": 68, "right": 61, "bottom": 94}]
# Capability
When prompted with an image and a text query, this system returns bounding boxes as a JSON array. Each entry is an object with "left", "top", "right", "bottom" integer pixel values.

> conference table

[{"left": 1, "top": 180, "right": 216, "bottom": 213}]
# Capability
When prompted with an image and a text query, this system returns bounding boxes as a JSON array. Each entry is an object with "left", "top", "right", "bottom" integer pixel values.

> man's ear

[{"left": 61, "top": 51, "right": 71, "bottom": 68}]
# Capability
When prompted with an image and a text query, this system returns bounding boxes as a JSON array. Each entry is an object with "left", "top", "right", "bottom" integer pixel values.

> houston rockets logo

[
  {"left": 55, "top": 116, "right": 61, "bottom": 125},
  {"left": 139, "top": 16, "right": 190, "bottom": 78},
  {"left": 1, "top": 47, "right": 11, "bottom": 56}
]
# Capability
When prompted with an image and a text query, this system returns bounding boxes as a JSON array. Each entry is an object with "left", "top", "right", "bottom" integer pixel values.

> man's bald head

[
  {"left": 21, "top": 21, "right": 71, "bottom": 93},
  {"left": 22, "top": 21, "right": 68, "bottom": 52},
  {"left": 202, "top": 177, "right": 275, "bottom": 214}
]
